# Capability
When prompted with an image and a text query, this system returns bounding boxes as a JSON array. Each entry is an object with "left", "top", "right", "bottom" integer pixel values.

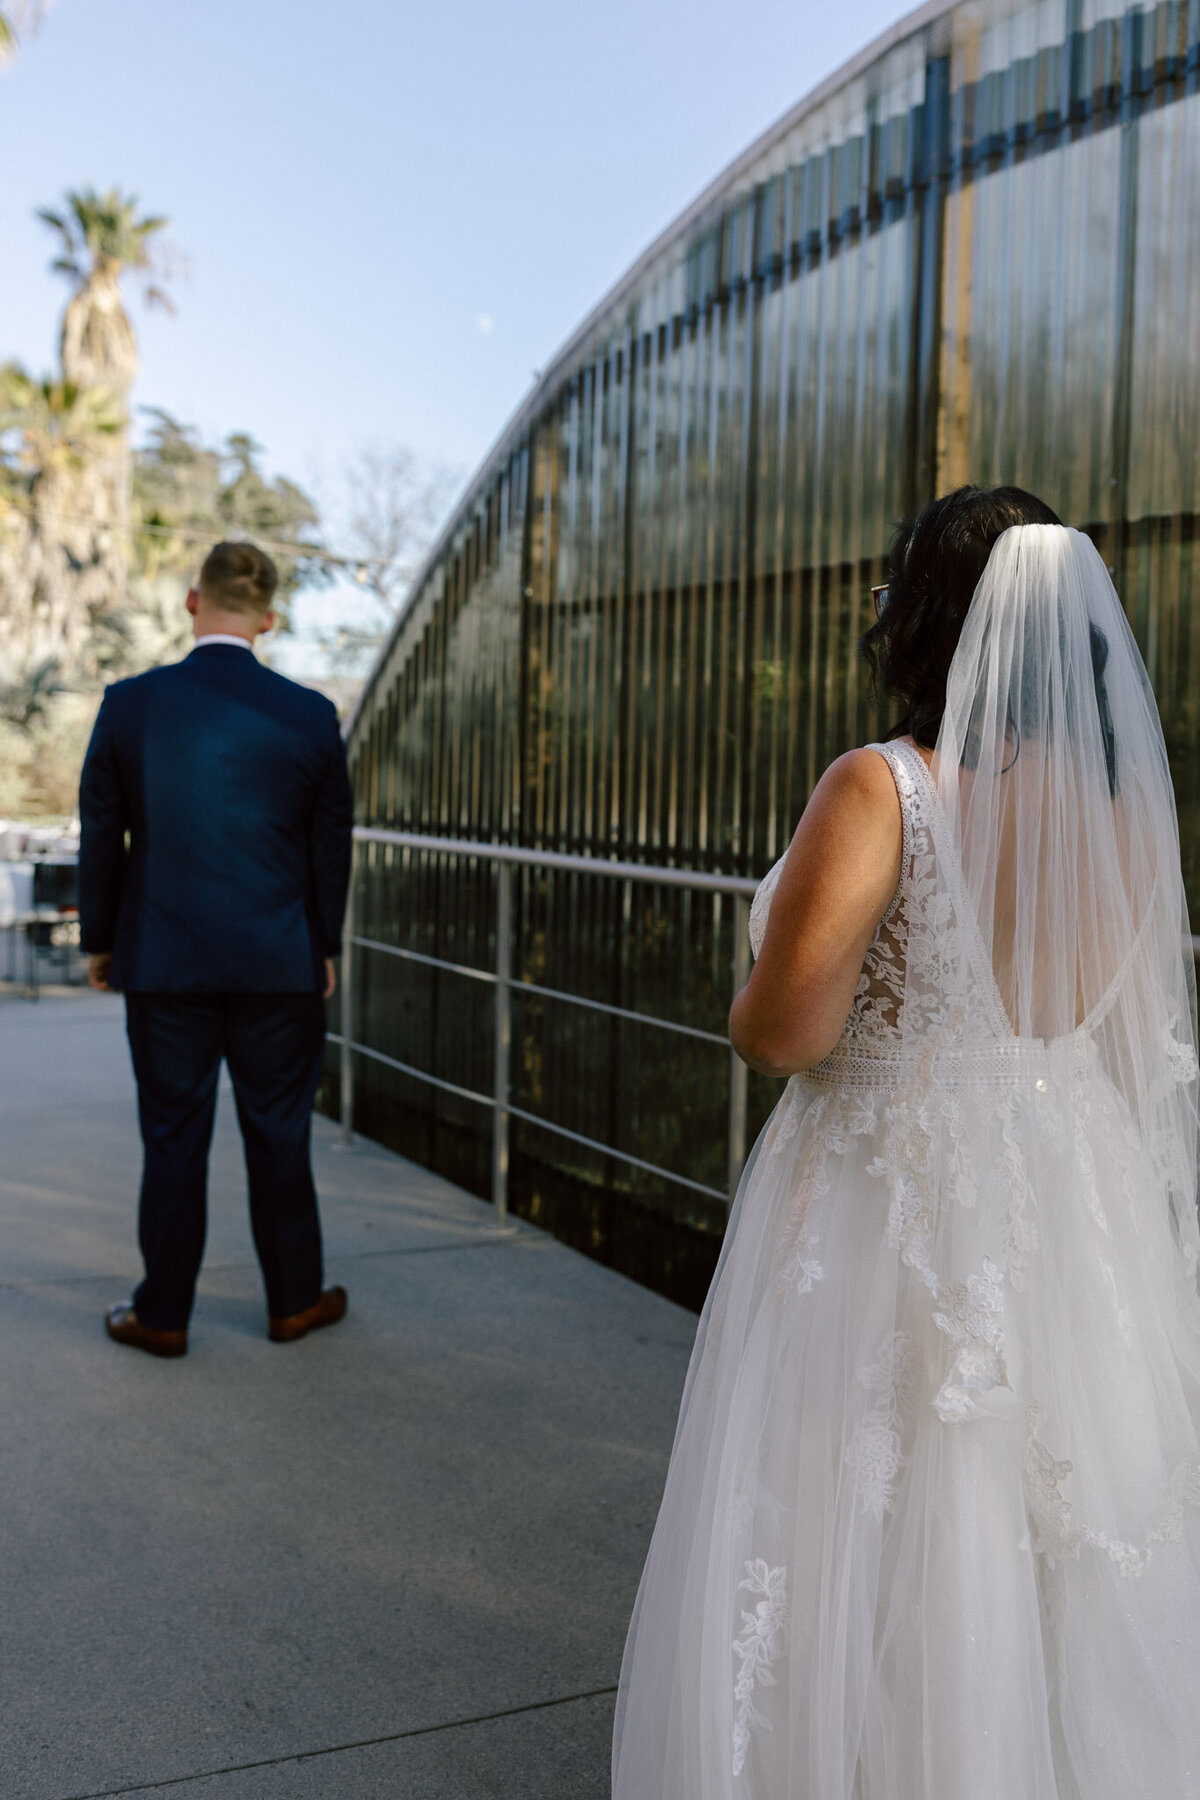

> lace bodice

[{"left": 748, "top": 742, "right": 930, "bottom": 1075}]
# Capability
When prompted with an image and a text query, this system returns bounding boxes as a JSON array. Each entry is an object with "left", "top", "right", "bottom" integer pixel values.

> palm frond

[
  {"left": 38, "top": 184, "right": 180, "bottom": 323},
  {"left": 0, "top": 2, "right": 49, "bottom": 63},
  {"left": 35, "top": 206, "right": 68, "bottom": 234}
]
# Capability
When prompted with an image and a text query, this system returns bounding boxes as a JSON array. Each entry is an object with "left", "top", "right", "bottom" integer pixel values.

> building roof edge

[{"left": 346, "top": 0, "right": 957, "bottom": 744}]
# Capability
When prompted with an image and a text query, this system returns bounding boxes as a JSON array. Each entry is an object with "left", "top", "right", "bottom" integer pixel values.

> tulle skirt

[{"left": 613, "top": 1049, "right": 1200, "bottom": 1799}]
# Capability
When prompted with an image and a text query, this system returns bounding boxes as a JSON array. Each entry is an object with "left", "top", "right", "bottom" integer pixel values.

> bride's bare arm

[{"left": 729, "top": 749, "right": 903, "bottom": 1076}]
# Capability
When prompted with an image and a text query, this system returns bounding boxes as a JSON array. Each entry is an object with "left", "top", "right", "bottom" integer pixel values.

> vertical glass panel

[
  {"left": 953, "top": 129, "right": 1121, "bottom": 524},
  {"left": 1128, "top": 92, "right": 1200, "bottom": 519}
]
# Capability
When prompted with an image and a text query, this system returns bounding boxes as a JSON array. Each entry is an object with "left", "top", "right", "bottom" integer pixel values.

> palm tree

[
  {"left": 0, "top": 362, "right": 127, "bottom": 676},
  {"left": 38, "top": 187, "right": 171, "bottom": 398},
  {"left": 19, "top": 188, "right": 175, "bottom": 661}
]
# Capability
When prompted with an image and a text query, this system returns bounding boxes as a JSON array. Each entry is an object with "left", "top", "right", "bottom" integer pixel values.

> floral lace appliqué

[
  {"left": 998, "top": 1086, "right": 1038, "bottom": 1288},
  {"left": 931, "top": 1258, "right": 1014, "bottom": 1422},
  {"left": 1023, "top": 1405, "right": 1200, "bottom": 1578},
  {"left": 731, "top": 1560, "right": 790, "bottom": 1778},
  {"left": 844, "top": 1331, "right": 917, "bottom": 1521},
  {"left": 772, "top": 1092, "right": 840, "bottom": 1297},
  {"left": 866, "top": 1088, "right": 938, "bottom": 1291},
  {"left": 1163, "top": 1022, "right": 1200, "bottom": 1087},
  {"left": 765, "top": 1078, "right": 807, "bottom": 1162}
]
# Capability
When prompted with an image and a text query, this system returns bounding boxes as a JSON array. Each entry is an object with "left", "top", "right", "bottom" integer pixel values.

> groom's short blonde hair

[{"left": 198, "top": 541, "right": 279, "bottom": 614}]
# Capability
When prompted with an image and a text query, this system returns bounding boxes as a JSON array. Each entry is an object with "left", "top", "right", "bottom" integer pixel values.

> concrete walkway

[{"left": 0, "top": 990, "right": 698, "bottom": 1800}]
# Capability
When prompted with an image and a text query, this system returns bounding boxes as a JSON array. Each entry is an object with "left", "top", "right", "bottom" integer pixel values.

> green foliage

[
  {"left": 0, "top": 361, "right": 125, "bottom": 484},
  {"left": 0, "top": 656, "right": 63, "bottom": 729},
  {"left": 132, "top": 411, "right": 329, "bottom": 627}
]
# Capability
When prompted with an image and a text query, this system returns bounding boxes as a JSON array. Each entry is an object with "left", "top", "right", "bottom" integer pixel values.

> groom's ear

[{"left": 186, "top": 588, "right": 200, "bottom": 617}]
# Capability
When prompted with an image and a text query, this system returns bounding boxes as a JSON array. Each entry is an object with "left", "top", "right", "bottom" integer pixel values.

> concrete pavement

[{"left": 0, "top": 990, "right": 697, "bottom": 1799}]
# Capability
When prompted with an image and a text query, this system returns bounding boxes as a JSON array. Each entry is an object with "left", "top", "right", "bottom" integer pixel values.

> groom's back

[{"left": 94, "top": 645, "right": 346, "bottom": 993}]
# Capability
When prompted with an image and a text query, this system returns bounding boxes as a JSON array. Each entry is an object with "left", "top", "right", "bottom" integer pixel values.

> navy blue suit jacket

[{"left": 78, "top": 644, "right": 353, "bottom": 993}]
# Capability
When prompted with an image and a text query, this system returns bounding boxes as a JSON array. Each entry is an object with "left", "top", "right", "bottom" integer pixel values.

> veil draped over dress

[{"left": 612, "top": 526, "right": 1200, "bottom": 1800}]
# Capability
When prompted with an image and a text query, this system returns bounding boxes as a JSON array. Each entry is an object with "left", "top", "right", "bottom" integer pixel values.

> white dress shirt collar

[{"left": 192, "top": 633, "right": 256, "bottom": 651}]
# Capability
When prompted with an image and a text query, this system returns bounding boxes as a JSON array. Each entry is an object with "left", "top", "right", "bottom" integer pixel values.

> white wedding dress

[{"left": 613, "top": 529, "right": 1200, "bottom": 1800}]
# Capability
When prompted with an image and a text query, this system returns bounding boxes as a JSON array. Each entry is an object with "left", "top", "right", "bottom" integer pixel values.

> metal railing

[
  {"left": 329, "top": 834, "right": 1200, "bottom": 1233},
  {"left": 328, "top": 828, "right": 760, "bottom": 1228}
]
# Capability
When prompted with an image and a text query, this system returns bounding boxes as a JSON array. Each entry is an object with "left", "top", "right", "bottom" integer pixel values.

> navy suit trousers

[{"left": 125, "top": 994, "right": 327, "bottom": 1330}]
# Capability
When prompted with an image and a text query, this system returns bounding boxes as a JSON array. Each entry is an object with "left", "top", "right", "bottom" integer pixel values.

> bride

[{"left": 612, "top": 487, "right": 1200, "bottom": 1799}]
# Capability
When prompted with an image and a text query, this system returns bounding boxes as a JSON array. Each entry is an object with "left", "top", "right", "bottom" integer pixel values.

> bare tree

[{"left": 325, "top": 444, "right": 460, "bottom": 671}]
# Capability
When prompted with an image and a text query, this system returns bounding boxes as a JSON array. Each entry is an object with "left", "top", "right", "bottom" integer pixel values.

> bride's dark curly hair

[{"left": 862, "top": 484, "right": 1062, "bottom": 746}]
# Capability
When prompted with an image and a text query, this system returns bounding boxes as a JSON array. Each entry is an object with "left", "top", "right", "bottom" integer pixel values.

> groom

[{"left": 78, "top": 540, "right": 354, "bottom": 1358}]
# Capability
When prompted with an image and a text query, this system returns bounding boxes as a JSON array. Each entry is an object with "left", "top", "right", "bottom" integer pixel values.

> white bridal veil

[
  {"left": 874, "top": 521, "right": 1200, "bottom": 1792},
  {"left": 929, "top": 524, "right": 1199, "bottom": 1265}
]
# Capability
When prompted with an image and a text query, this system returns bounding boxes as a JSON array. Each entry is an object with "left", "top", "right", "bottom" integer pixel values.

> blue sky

[{"left": 1, "top": 0, "right": 907, "bottom": 667}]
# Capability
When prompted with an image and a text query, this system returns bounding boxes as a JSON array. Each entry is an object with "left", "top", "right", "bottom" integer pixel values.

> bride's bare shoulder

[{"left": 806, "top": 744, "right": 903, "bottom": 815}]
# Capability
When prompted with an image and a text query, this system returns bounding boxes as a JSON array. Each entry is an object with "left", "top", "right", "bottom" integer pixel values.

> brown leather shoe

[
  {"left": 105, "top": 1302, "right": 188, "bottom": 1358},
  {"left": 268, "top": 1284, "right": 348, "bottom": 1344}
]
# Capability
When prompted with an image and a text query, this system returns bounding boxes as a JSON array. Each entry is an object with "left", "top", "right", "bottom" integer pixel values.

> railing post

[
  {"left": 491, "top": 860, "right": 513, "bottom": 1226},
  {"left": 340, "top": 862, "right": 355, "bottom": 1149},
  {"left": 727, "top": 893, "right": 751, "bottom": 1211}
]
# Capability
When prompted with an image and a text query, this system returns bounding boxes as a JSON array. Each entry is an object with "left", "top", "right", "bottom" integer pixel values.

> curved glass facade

[{"left": 335, "top": 0, "right": 1200, "bottom": 1305}]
